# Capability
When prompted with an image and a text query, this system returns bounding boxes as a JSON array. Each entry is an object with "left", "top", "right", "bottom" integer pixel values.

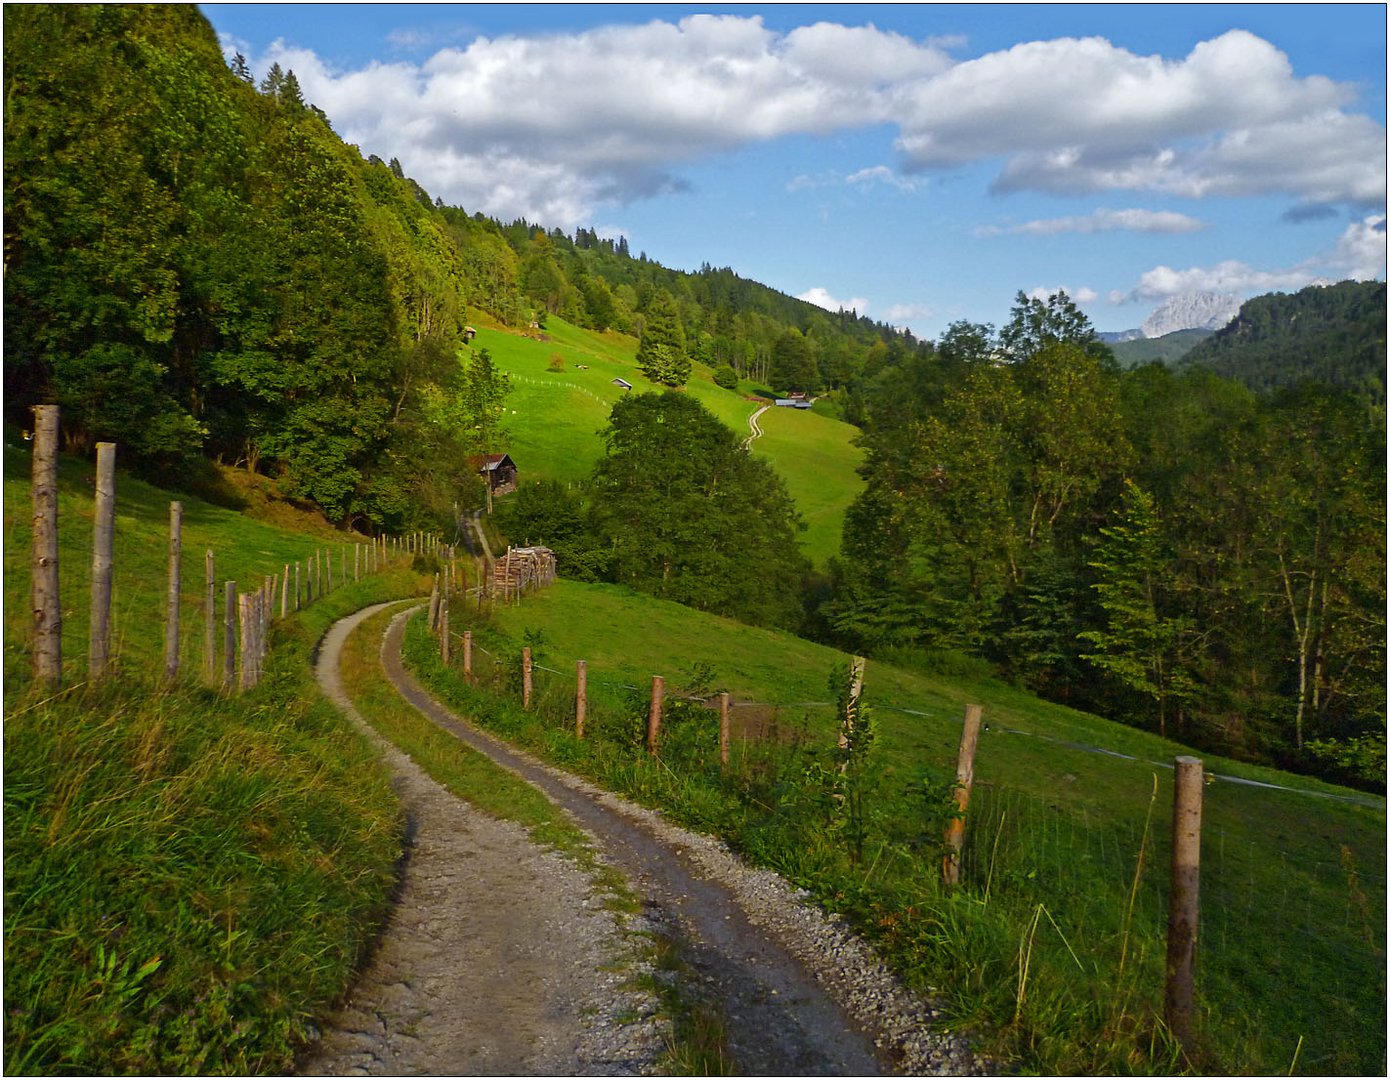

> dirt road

[{"left": 305, "top": 602, "right": 981, "bottom": 1075}]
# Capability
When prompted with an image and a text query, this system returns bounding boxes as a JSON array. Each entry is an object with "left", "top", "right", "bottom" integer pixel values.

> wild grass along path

[{"left": 309, "top": 602, "right": 982, "bottom": 1075}]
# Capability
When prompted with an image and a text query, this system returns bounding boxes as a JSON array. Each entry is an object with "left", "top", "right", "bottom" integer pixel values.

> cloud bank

[{"left": 238, "top": 17, "right": 1384, "bottom": 226}]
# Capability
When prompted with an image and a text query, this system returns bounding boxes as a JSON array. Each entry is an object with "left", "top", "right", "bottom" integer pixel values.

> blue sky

[{"left": 203, "top": 3, "right": 1386, "bottom": 339}]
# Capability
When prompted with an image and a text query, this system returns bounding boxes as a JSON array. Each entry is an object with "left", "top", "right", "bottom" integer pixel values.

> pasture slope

[
  {"left": 454, "top": 577, "right": 1386, "bottom": 1076},
  {"left": 472, "top": 316, "right": 865, "bottom": 568}
]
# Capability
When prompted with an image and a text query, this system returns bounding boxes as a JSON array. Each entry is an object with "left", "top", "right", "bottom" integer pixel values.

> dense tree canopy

[
  {"left": 826, "top": 292, "right": 1385, "bottom": 786},
  {"left": 591, "top": 393, "right": 808, "bottom": 628}
]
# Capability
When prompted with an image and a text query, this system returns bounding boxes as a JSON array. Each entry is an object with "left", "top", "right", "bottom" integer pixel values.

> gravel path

[
  {"left": 306, "top": 602, "right": 985, "bottom": 1076},
  {"left": 300, "top": 602, "right": 666, "bottom": 1075}
]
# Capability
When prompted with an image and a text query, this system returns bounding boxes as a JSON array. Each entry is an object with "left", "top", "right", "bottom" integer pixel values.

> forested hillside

[
  {"left": 1179, "top": 280, "right": 1387, "bottom": 403},
  {"left": 3, "top": 3, "right": 921, "bottom": 537},
  {"left": 826, "top": 291, "right": 1386, "bottom": 789}
]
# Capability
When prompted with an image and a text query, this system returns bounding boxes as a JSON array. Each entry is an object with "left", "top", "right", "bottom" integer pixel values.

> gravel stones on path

[
  {"left": 308, "top": 601, "right": 984, "bottom": 1075},
  {"left": 301, "top": 603, "right": 666, "bottom": 1076}
]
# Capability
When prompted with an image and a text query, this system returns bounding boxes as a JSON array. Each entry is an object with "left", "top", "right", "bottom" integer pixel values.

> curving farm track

[{"left": 304, "top": 602, "right": 982, "bottom": 1076}]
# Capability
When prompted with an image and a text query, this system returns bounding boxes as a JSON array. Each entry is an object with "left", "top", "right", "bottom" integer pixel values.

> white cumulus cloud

[
  {"left": 894, "top": 30, "right": 1383, "bottom": 207},
  {"left": 1118, "top": 214, "right": 1385, "bottom": 302},
  {"left": 240, "top": 19, "right": 1383, "bottom": 226},
  {"left": 1026, "top": 285, "right": 1099, "bottom": 305},
  {"left": 798, "top": 287, "right": 871, "bottom": 315}
]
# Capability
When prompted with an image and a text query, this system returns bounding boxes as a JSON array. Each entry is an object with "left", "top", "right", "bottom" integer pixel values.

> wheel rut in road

[
  {"left": 311, "top": 602, "right": 981, "bottom": 1076},
  {"left": 377, "top": 606, "right": 884, "bottom": 1076}
]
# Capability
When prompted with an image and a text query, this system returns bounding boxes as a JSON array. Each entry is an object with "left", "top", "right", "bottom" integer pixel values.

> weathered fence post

[
  {"left": 238, "top": 593, "right": 251, "bottom": 690},
  {"left": 281, "top": 565, "right": 289, "bottom": 618},
  {"left": 204, "top": 549, "right": 216, "bottom": 683},
  {"left": 942, "top": 703, "right": 984, "bottom": 886},
  {"left": 88, "top": 442, "right": 118, "bottom": 682},
  {"left": 463, "top": 630, "right": 473, "bottom": 679},
  {"left": 354, "top": 543, "right": 360, "bottom": 583},
  {"left": 522, "top": 646, "right": 533, "bottom": 710},
  {"left": 647, "top": 676, "right": 664, "bottom": 755},
  {"left": 440, "top": 599, "right": 450, "bottom": 663},
  {"left": 163, "top": 502, "right": 182, "bottom": 681},
  {"left": 576, "top": 660, "right": 587, "bottom": 739},
  {"left": 223, "top": 580, "right": 236, "bottom": 690},
  {"left": 837, "top": 656, "right": 866, "bottom": 754},
  {"left": 326, "top": 546, "right": 333, "bottom": 592},
  {"left": 30, "top": 404, "right": 62, "bottom": 686},
  {"left": 1166, "top": 755, "right": 1204, "bottom": 1055},
  {"left": 720, "top": 691, "right": 731, "bottom": 768},
  {"left": 428, "top": 575, "right": 441, "bottom": 630}
]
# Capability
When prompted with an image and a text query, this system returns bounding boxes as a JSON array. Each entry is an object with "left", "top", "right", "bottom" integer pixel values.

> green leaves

[{"left": 592, "top": 392, "right": 807, "bottom": 628}]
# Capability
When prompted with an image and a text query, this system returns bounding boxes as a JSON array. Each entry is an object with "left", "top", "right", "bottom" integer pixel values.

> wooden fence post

[
  {"left": 720, "top": 691, "right": 731, "bottom": 768},
  {"left": 647, "top": 676, "right": 664, "bottom": 755},
  {"left": 1166, "top": 755, "right": 1204, "bottom": 1055},
  {"left": 326, "top": 546, "right": 333, "bottom": 592},
  {"left": 238, "top": 593, "right": 251, "bottom": 690},
  {"left": 354, "top": 543, "right": 360, "bottom": 583},
  {"left": 522, "top": 646, "right": 533, "bottom": 710},
  {"left": 428, "top": 576, "right": 440, "bottom": 630},
  {"left": 204, "top": 549, "right": 216, "bottom": 683},
  {"left": 223, "top": 580, "right": 236, "bottom": 690},
  {"left": 942, "top": 703, "right": 984, "bottom": 886},
  {"left": 30, "top": 404, "right": 62, "bottom": 686},
  {"left": 837, "top": 656, "right": 867, "bottom": 757},
  {"left": 281, "top": 565, "right": 289, "bottom": 618},
  {"left": 463, "top": 630, "right": 473, "bottom": 679},
  {"left": 88, "top": 441, "right": 117, "bottom": 682},
  {"left": 576, "top": 660, "right": 587, "bottom": 739},
  {"left": 163, "top": 501, "right": 182, "bottom": 681}
]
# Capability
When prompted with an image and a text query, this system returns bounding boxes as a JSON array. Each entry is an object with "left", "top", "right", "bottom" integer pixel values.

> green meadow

[
  {"left": 410, "top": 578, "right": 1386, "bottom": 1075},
  {"left": 471, "top": 318, "right": 864, "bottom": 566},
  {"left": 6, "top": 429, "right": 1383, "bottom": 1075}
]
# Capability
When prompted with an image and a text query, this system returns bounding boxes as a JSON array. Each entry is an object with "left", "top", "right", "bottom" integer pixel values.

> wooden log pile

[{"left": 491, "top": 545, "right": 557, "bottom": 603}]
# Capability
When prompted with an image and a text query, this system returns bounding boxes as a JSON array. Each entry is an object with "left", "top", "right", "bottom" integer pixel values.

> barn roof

[{"left": 469, "top": 453, "right": 515, "bottom": 472}]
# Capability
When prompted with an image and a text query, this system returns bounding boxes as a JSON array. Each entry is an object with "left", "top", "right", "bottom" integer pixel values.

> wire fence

[{"left": 426, "top": 609, "right": 1386, "bottom": 1075}]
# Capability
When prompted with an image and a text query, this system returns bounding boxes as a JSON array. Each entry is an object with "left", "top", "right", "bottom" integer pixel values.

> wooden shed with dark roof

[{"left": 471, "top": 453, "right": 518, "bottom": 496}]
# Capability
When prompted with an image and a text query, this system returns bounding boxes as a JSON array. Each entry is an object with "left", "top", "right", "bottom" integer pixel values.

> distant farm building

[
  {"left": 463, "top": 326, "right": 477, "bottom": 342},
  {"left": 612, "top": 377, "right": 633, "bottom": 391},
  {"left": 471, "top": 453, "right": 518, "bottom": 496},
  {"left": 774, "top": 396, "right": 814, "bottom": 409}
]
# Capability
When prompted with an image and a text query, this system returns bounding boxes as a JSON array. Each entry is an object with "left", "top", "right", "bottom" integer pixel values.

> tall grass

[
  {"left": 4, "top": 574, "right": 420, "bottom": 1073},
  {"left": 405, "top": 585, "right": 1386, "bottom": 1075},
  {"left": 4, "top": 434, "right": 425, "bottom": 1073}
]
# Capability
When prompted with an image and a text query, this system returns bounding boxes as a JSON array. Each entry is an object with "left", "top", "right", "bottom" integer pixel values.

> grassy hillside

[
  {"left": 472, "top": 318, "right": 864, "bottom": 566},
  {"left": 412, "top": 577, "right": 1386, "bottom": 1075},
  {"left": 3, "top": 433, "right": 421, "bottom": 1073}
]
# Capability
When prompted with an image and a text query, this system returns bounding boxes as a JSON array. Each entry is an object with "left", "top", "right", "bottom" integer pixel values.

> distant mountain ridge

[
  {"left": 1101, "top": 290, "right": 1241, "bottom": 344},
  {"left": 1109, "top": 327, "right": 1214, "bottom": 367},
  {"left": 1141, "top": 291, "right": 1242, "bottom": 338},
  {"left": 1179, "top": 280, "right": 1386, "bottom": 402}
]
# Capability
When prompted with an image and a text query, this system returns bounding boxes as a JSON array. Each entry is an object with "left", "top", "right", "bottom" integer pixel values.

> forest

[{"left": 4, "top": 4, "right": 1384, "bottom": 788}]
